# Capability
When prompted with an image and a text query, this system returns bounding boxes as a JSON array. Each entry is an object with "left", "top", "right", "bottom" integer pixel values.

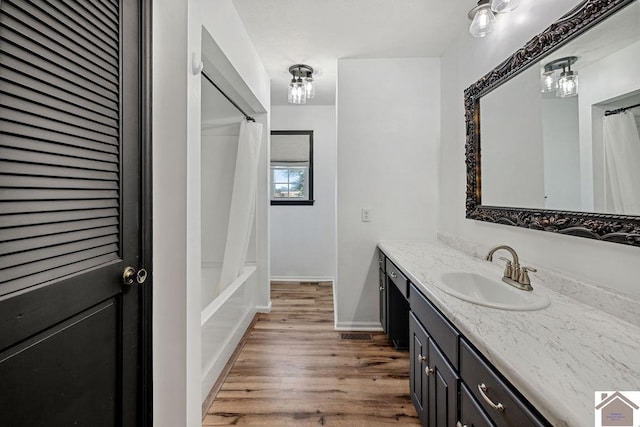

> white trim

[
  {"left": 201, "top": 305, "right": 255, "bottom": 402},
  {"left": 270, "top": 276, "right": 335, "bottom": 283},
  {"left": 256, "top": 301, "right": 272, "bottom": 313},
  {"left": 334, "top": 321, "right": 384, "bottom": 332}
]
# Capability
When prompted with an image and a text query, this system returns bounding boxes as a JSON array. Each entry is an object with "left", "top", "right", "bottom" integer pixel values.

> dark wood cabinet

[
  {"left": 460, "top": 383, "right": 495, "bottom": 427},
  {"left": 378, "top": 248, "right": 549, "bottom": 427},
  {"left": 405, "top": 273, "right": 549, "bottom": 427},
  {"left": 460, "top": 340, "right": 549, "bottom": 427},
  {"left": 409, "top": 313, "right": 429, "bottom": 420},
  {"left": 428, "top": 339, "right": 459, "bottom": 427},
  {"left": 378, "top": 250, "right": 387, "bottom": 333},
  {"left": 378, "top": 251, "right": 409, "bottom": 350}
]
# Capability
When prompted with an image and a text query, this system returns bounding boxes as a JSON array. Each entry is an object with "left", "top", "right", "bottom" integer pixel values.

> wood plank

[{"left": 203, "top": 282, "right": 419, "bottom": 426}]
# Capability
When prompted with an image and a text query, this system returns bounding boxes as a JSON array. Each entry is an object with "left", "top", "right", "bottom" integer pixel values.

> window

[{"left": 270, "top": 131, "right": 314, "bottom": 205}]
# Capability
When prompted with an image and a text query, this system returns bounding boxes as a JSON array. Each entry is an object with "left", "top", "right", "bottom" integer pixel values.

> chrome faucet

[{"left": 485, "top": 245, "right": 536, "bottom": 291}]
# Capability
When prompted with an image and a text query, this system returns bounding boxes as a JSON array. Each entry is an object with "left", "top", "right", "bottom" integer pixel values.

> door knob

[{"left": 122, "top": 267, "right": 148, "bottom": 285}]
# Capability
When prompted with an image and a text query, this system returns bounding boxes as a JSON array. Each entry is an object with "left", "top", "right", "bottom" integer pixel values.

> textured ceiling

[{"left": 232, "top": 0, "right": 476, "bottom": 106}]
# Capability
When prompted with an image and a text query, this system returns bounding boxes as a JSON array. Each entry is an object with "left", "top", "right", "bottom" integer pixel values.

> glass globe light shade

[
  {"left": 557, "top": 71, "right": 578, "bottom": 98},
  {"left": 541, "top": 70, "right": 557, "bottom": 93},
  {"left": 288, "top": 77, "right": 307, "bottom": 104},
  {"left": 491, "top": 0, "right": 521, "bottom": 13},
  {"left": 304, "top": 76, "right": 315, "bottom": 99},
  {"left": 469, "top": 6, "right": 496, "bottom": 38}
]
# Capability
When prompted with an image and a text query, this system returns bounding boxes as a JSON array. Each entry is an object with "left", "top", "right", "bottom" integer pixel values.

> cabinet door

[
  {"left": 428, "top": 339, "right": 460, "bottom": 427},
  {"left": 379, "top": 268, "right": 387, "bottom": 333},
  {"left": 409, "top": 313, "right": 429, "bottom": 422}
]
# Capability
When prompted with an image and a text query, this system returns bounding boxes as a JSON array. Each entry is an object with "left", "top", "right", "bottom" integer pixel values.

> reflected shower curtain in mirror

[
  {"left": 218, "top": 120, "right": 263, "bottom": 294},
  {"left": 603, "top": 112, "right": 640, "bottom": 214}
]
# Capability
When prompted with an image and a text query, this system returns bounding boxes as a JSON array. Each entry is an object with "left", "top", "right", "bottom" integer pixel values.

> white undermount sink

[{"left": 434, "top": 272, "right": 550, "bottom": 311}]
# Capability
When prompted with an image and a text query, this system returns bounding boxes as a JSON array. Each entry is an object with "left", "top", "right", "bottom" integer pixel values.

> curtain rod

[
  {"left": 201, "top": 69, "right": 255, "bottom": 122},
  {"left": 604, "top": 102, "right": 640, "bottom": 116}
]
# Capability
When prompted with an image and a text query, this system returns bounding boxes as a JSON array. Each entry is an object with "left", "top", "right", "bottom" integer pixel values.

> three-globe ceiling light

[
  {"left": 288, "top": 64, "right": 314, "bottom": 105},
  {"left": 468, "top": 0, "right": 521, "bottom": 38}
]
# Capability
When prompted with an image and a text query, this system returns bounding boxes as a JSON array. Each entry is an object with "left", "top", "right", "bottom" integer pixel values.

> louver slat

[
  {"left": 1, "top": 2, "right": 119, "bottom": 81},
  {"left": 0, "top": 1, "right": 121, "bottom": 296}
]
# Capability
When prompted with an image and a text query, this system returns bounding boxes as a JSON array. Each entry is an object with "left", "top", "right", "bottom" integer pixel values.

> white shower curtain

[
  {"left": 603, "top": 112, "right": 640, "bottom": 214},
  {"left": 218, "top": 119, "right": 263, "bottom": 294}
]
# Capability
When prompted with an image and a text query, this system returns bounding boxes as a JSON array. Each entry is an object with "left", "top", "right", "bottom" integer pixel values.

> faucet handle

[
  {"left": 498, "top": 256, "right": 513, "bottom": 278},
  {"left": 519, "top": 266, "right": 537, "bottom": 286}
]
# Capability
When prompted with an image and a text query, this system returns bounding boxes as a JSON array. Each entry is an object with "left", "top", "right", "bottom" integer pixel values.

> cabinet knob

[
  {"left": 389, "top": 271, "right": 398, "bottom": 279},
  {"left": 456, "top": 422, "right": 467, "bottom": 427},
  {"left": 379, "top": 285, "right": 385, "bottom": 291},
  {"left": 425, "top": 366, "right": 434, "bottom": 375},
  {"left": 478, "top": 383, "right": 505, "bottom": 412},
  {"left": 418, "top": 354, "right": 426, "bottom": 363}
]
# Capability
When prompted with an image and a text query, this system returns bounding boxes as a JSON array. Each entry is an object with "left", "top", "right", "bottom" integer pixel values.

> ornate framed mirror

[{"left": 465, "top": 0, "right": 640, "bottom": 247}]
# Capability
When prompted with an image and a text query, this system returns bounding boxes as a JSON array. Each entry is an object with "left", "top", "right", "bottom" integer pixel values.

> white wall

[
  {"left": 579, "top": 41, "right": 640, "bottom": 212},
  {"left": 153, "top": 0, "right": 270, "bottom": 425},
  {"left": 481, "top": 66, "right": 545, "bottom": 208},
  {"left": 541, "top": 96, "right": 581, "bottom": 211},
  {"left": 270, "top": 106, "right": 337, "bottom": 281},
  {"left": 439, "top": 0, "right": 640, "bottom": 299},
  {"left": 336, "top": 58, "right": 441, "bottom": 329}
]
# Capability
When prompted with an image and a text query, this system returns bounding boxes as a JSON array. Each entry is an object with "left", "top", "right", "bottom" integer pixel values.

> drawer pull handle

[
  {"left": 418, "top": 354, "right": 426, "bottom": 363},
  {"left": 379, "top": 285, "right": 385, "bottom": 291},
  {"left": 456, "top": 423, "right": 467, "bottom": 427},
  {"left": 478, "top": 383, "right": 505, "bottom": 412},
  {"left": 389, "top": 272, "right": 398, "bottom": 279},
  {"left": 425, "top": 366, "right": 434, "bottom": 375}
]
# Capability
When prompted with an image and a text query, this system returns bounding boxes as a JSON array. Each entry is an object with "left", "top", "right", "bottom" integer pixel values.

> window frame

[{"left": 270, "top": 130, "right": 314, "bottom": 206}]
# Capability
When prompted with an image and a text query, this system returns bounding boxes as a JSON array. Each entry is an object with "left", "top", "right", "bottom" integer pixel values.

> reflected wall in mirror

[
  {"left": 270, "top": 131, "right": 314, "bottom": 206},
  {"left": 465, "top": 0, "right": 640, "bottom": 246}
]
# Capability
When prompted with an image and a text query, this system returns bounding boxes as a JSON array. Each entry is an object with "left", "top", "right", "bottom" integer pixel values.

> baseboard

[
  {"left": 256, "top": 301, "right": 272, "bottom": 313},
  {"left": 334, "top": 321, "right": 384, "bottom": 332},
  {"left": 270, "top": 276, "right": 335, "bottom": 283}
]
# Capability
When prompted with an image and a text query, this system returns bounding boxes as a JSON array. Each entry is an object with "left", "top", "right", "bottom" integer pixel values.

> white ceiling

[{"left": 232, "top": 0, "right": 476, "bottom": 106}]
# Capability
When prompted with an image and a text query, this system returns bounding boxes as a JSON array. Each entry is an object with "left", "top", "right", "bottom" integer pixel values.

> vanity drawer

[
  {"left": 386, "top": 259, "right": 408, "bottom": 298},
  {"left": 460, "top": 382, "right": 495, "bottom": 427},
  {"left": 378, "top": 249, "right": 386, "bottom": 272},
  {"left": 460, "top": 339, "right": 549, "bottom": 427},
  {"left": 409, "top": 284, "right": 459, "bottom": 368}
]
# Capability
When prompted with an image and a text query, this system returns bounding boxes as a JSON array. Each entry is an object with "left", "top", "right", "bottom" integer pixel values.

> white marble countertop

[{"left": 378, "top": 240, "right": 640, "bottom": 427}]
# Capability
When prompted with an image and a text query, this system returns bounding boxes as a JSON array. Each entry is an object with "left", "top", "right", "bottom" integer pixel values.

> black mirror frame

[
  {"left": 270, "top": 130, "right": 314, "bottom": 206},
  {"left": 464, "top": 0, "right": 640, "bottom": 247}
]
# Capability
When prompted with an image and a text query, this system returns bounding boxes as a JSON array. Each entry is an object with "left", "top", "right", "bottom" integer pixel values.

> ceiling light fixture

[
  {"left": 541, "top": 56, "right": 579, "bottom": 98},
  {"left": 288, "top": 64, "right": 314, "bottom": 105}
]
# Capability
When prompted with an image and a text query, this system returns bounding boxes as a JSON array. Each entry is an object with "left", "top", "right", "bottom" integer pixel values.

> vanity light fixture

[
  {"left": 468, "top": 0, "right": 522, "bottom": 38},
  {"left": 288, "top": 64, "right": 314, "bottom": 105},
  {"left": 490, "top": 0, "right": 520, "bottom": 13},
  {"left": 468, "top": 0, "right": 495, "bottom": 38},
  {"left": 540, "top": 57, "right": 579, "bottom": 98}
]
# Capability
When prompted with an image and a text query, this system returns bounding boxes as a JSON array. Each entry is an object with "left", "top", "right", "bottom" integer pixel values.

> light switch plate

[{"left": 362, "top": 208, "right": 371, "bottom": 222}]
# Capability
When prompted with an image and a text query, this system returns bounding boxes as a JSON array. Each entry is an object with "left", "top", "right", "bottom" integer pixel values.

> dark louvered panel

[{"left": 0, "top": 1, "right": 121, "bottom": 296}]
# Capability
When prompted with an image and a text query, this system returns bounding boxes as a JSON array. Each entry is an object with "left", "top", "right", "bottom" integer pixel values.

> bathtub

[{"left": 201, "top": 264, "right": 257, "bottom": 405}]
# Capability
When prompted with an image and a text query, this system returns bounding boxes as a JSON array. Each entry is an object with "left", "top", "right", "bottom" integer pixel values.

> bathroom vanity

[{"left": 378, "top": 240, "right": 640, "bottom": 427}]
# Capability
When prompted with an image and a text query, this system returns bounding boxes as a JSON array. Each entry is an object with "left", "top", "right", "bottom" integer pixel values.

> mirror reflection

[{"left": 480, "top": 1, "right": 640, "bottom": 215}]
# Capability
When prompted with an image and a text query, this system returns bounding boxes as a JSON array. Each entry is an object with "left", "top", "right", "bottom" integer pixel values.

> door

[
  {"left": 409, "top": 312, "right": 429, "bottom": 423},
  {"left": 0, "top": 1, "right": 150, "bottom": 425},
  {"left": 428, "top": 340, "right": 459, "bottom": 427}
]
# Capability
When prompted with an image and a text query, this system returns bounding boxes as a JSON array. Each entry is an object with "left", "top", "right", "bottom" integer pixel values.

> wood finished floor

[{"left": 203, "top": 282, "right": 419, "bottom": 426}]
